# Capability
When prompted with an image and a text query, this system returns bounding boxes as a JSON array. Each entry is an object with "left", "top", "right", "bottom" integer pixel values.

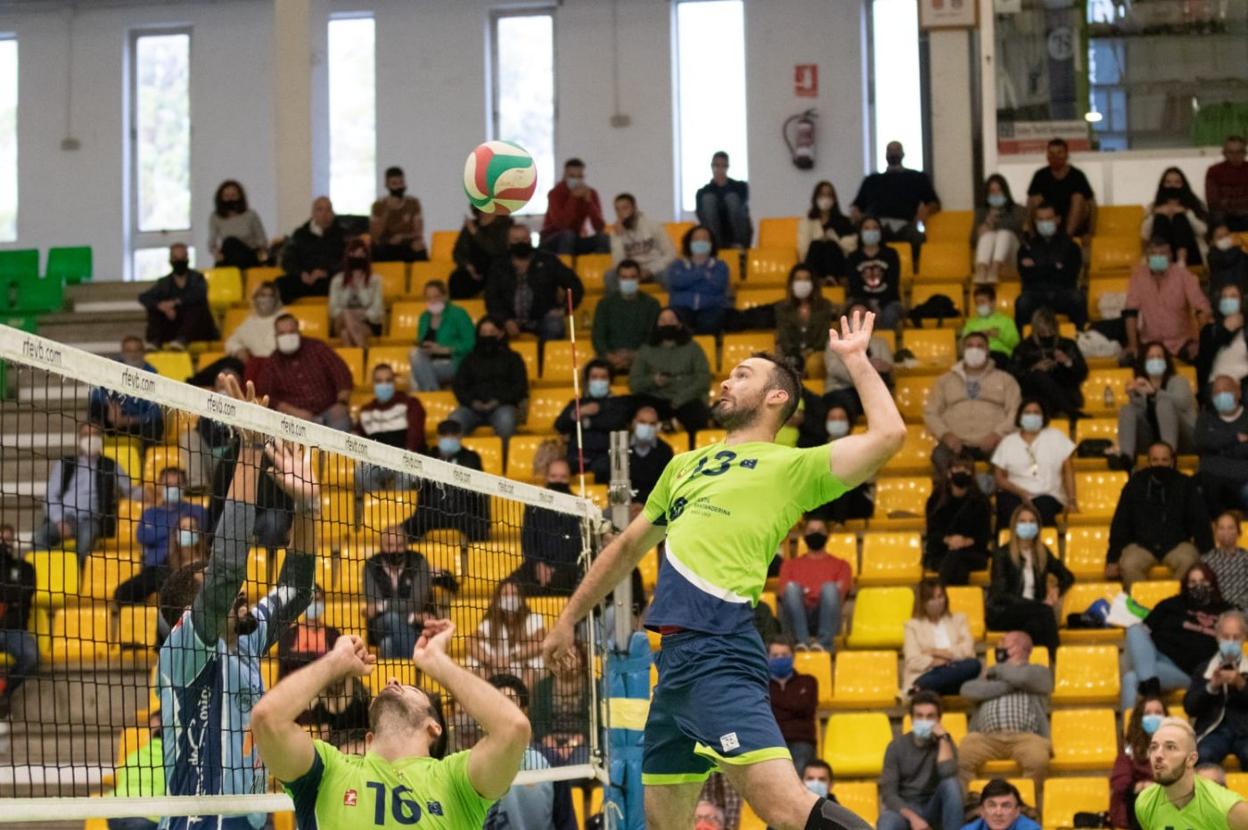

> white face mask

[
  {"left": 305, "top": 601, "right": 324, "bottom": 621},
  {"left": 499, "top": 595, "right": 523, "bottom": 613},
  {"left": 79, "top": 436, "right": 103, "bottom": 457},
  {"left": 791, "top": 280, "right": 813, "bottom": 300},
  {"left": 427, "top": 300, "right": 446, "bottom": 315},
  {"left": 276, "top": 333, "right": 301, "bottom": 355},
  {"left": 815, "top": 196, "right": 835, "bottom": 211},
  {"left": 963, "top": 346, "right": 988, "bottom": 369},
  {"left": 1215, "top": 236, "right": 1236, "bottom": 252}
]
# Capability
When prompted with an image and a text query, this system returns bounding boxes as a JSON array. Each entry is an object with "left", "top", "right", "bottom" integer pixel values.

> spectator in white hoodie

[
  {"left": 224, "top": 281, "right": 282, "bottom": 362},
  {"left": 605, "top": 193, "right": 676, "bottom": 293}
]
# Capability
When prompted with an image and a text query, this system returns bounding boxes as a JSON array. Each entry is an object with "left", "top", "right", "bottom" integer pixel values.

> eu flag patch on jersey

[{"left": 426, "top": 801, "right": 444, "bottom": 816}]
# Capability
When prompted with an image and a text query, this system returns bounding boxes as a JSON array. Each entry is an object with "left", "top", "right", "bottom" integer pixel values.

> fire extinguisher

[{"left": 783, "top": 109, "right": 817, "bottom": 170}]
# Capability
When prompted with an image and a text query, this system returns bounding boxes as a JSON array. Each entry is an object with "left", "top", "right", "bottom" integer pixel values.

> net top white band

[{"left": 0, "top": 324, "right": 598, "bottom": 519}]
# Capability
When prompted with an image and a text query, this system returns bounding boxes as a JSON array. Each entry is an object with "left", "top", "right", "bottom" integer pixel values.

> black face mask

[
  {"left": 950, "top": 471, "right": 974, "bottom": 488},
  {"left": 224, "top": 199, "right": 244, "bottom": 212},
  {"left": 170, "top": 260, "right": 190, "bottom": 275},
  {"left": 346, "top": 257, "right": 369, "bottom": 271},
  {"left": 1160, "top": 186, "right": 1184, "bottom": 202},
  {"left": 389, "top": 187, "right": 406, "bottom": 199},
  {"left": 886, "top": 154, "right": 903, "bottom": 167},
  {"left": 478, "top": 336, "right": 502, "bottom": 352},
  {"left": 803, "top": 532, "right": 828, "bottom": 551},
  {"left": 509, "top": 243, "right": 534, "bottom": 260},
  {"left": 547, "top": 481, "right": 572, "bottom": 494},
  {"left": 1188, "top": 584, "right": 1212, "bottom": 606},
  {"left": 657, "top": 324, "right": 683, "bottom": 342},
  {"left": 994, "top": 646, "right": 1010, "bottom": 664},
  {"left": 622, "top": 215, "right": 637, "bottom": 230}
]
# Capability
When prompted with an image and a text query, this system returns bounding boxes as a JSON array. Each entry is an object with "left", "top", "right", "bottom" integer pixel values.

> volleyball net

[{"left": 0, "top": 325, "right": 606, "bottom": 822}]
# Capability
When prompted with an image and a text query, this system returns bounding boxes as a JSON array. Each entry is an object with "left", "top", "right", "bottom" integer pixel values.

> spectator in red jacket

[
  {"left": 355, "top": 362, "right": 427, "bottom": 494},
  {"left": 1207, "top": 135, "right": 1248, "bottom": 232},
  {"left": 767, "top": 636, "right": 819, "bottom": 775},
  {"left": 254, "top": 313, "right": 354, "bottom": 431},
  {"left": 540, "top": 158, "right": 609, "bottom": 256},
  {"left": 778, "top": 516, "right": 853, "bottom": 652}
]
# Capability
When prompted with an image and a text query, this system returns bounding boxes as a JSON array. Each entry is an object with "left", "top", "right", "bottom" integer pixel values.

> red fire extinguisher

[{"left": 783, "top": 109, "right": 817, "bottom": 170}]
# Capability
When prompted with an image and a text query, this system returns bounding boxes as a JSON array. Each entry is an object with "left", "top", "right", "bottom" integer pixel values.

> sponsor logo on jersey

[
  {"left": 343, "top": 789, "right": 358, "bottom": 807},
  {"left": 720, "top": 732, "right": 740, "bottom": 752}
]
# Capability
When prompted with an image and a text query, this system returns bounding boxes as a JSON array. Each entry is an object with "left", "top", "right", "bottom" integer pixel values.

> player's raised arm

[
  {"left": 257, "top": 440, "right": 320, "bottom": 647},
  {"left": 824, "top": 310, "right": 907, "bottom": 487}
]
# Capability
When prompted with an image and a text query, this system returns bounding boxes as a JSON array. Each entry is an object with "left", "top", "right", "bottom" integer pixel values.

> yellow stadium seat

[
  {"left": 638, "top": 547, "right": 659, "bottom": 593},
  {"left": 738, "top": 800, "right": 767, "bottom": 830},
  {"left": 429, "top": 230, "right": 457, "bottom": 262},
  {"left": 222, "top": 307, "right": 251, "bottom": 344},
  {"left": 372, "top": 261, "right": 408, "bottom": 300},
  {"left": 969, "top": 779, "right": 1036, "bottom": 807},
  {"left": 388, "top": 301, "right": 424, "bottom": 343},
  {"left": 365, "top": 346, "right": 413, "bottom": 390},
  {"left": 665, "top": 221, "right": 695, "bottom": 251},
  {"left": 831, "top": 650, "right": 896, "bottom": 709},
  {"left": 888, "top": 242, "right": 914, "bottom": 282},
  {"left": 746, "top": 247, "right": 798, "bottom": 284},
  {"left": 287, "top": 305, "right": 329, "bottom": 340},
  {"left": 757, "top": 217, "right": 801, "bottom": 250},
  {"left": 362, "top": 490, "right": 419, "bottom": 530},
  {"left": 1065, "top": 526, "right": 1112, "bottom": 579},
  {"left": 859, "top": 532, "right": 922, "bottom": 586},
  {"left": 736, "top": 286, "right": 787, "bottom": 310},
  {"left": 984, "top": 644, "right": 1050, "bottom": 668},
  {"left": 1050, "top": 708, "right": 1118, "bottom": 772},
  {"left": 822, "top": 713, "right": 892, "bottom": 777},
  {"left": 883, "top": 425, "right": 937, "bottom": 474},
  {"left": 831, "top": 782, "right": 879, "bottom": 827},
  {"left": 463, "top": 435, "right": 503, "bottom": 477},
  {"left": 1043, "top": 778, "right": 1109, "bottom": 830},
  {"left": 510, "top": 340, "right": 540, "bottom": 381},
  {"left": 1228, "top": 772, "right": 1248, "bottom": 799},
  {"left": 50, "top": 604, "right": 112, "bottom": 663},
  {"left": 465, "top": 543, "right": 524, "bottom": 584},
  {"left": 119, "top": 605, "right": 159, "bottom": 649},
  {"left": 893, "top": 375, "right": 934, "bottom": 421},
  {"left": 408, "top": 261, "right": 452, "bottom": 295},
  {"left": 1087, "top": 276, "right": 1130, "bottom": 322},
  {"left": 505, "top": 434, "right": 557, "bottom": 482},
  {"left": 526, "top": 388, "right": 573, "bottom": 432},
  {"left": 719, "top": 249, "right": 743, "bottom": 282},
  {"left": 575, "top": 254, "right": 612, "bottom": 290},
  {"left": 458, "top": 298, "right": 487, "bottom": 322},
  {"left": 924, "top": 211, "right": 974, "bottom": 243},
  {"left": 1090, "top": 237, "right": 1141, "bottom": 276},
  {"left": 415, "top": 390, "right": 457, "bottom": 432},
  {"left": 994, "top": 281, "right": 1021, "bottom": 316},
  {"left": 145, "top": 351, "right": 194, "bottom": 381},
  {"left": 916, "top": 242, "right": 972, "bottom": 282},
  {"left": 693, "top": 334, "right": 719, "bottom": 373},
  {"left": 846, "top": 586, "right": 913, "bottom": 649},
  {"left": 205, "top": 267, "right": 243, "bottom": 313},
  {"left": 721, "top": 333, "right": 774, "bottom": 374},
  {"left": 143, "top": 445, "right": 183, "bottom": 483},
  {"left": 872, "top": 477, "right": 931, "bottom": 526},
  {"left": 1072, "top": 471, "right": 1128, "bottom": 521},
  {"left": 333, "top": 347, "right": 364, "bottom": 389},
  {"left": 82, "top": 555, "right": 141, "bottom": 601},
  {"left": 318, "top": 449, "right": 356, "bottom": 490},
  {"left": 1082, "top": 367, "right": 1134, "bottom": 415},
  {"left": 903, "top": 328, "right": 958, "bottom": 370},
  {"left": 695, "top": 428, "right": 728, "bottom": 449},
  {"left": 314, "top": 556, "right": 363, "bottom": 597},
  {"left": 1052, "top": 645, "right": 1120, "bottom": 704},
  {"left": 1131, "top": 580, "right": 1180, "bottom": 609},
  {"left": 244, "top": 266, "right": 283, "bottom": 300},
  {"left": 946, "top": 585, "right": 986, "bottom": 640},
  {"left": 1073, "top": 417, "right": 1119, "bottom": 445},
  {"left": 541, "top": 340, "right": 583, "bottom": 384},
  {"left": 1059, "top": 581, "right": 1119, "bottom": 622},
  {"left": 794, "top": 651, "right": 834, "bottom": 708},
  {"left": 910, "top": 282, "right": 966, "bottom": 323},
  {"left": 27, "top": 550, "right": 80, "bottom": 608},
  {"left": 1095, "top": 204, "right": 1146, "bottom": 238}
]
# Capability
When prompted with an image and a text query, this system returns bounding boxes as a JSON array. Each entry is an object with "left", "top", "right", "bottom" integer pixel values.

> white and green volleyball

[{"left": 463, "top": 140, "right": 538, "bottom": 215}]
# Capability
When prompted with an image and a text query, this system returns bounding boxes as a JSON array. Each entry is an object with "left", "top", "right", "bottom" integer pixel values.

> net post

[{"left": 607, "top": 430, "right": 632, "bottom": 649}]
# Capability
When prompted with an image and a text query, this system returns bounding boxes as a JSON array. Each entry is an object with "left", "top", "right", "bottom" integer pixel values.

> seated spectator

[
  {"left": 903, "top": 581, "right": 980, "bottom": 696},
  {"left": 296, "top": 674, "right": 370, "bottom": 750},
  {"left": 224, "top": 281, "right": 282, "bottom": 365},
  {"left": 1026, "top": 138, "right": 1094, "bottom": 236},
  {"left": 1198, "top": 282, "right": 1248, "bottom": 396},
  {"left": 88, "top": 337, "right": 165, "bottom": 444},
  {"left": 628, "top": 406, "right": 673, "bottom": 509},
  {"left": 468, "top": 579, "right": 546, "bottom": 688},
  {"left": 327, "top": 239, "right": 384, "bottom": 348},
  {"left": 369, "top": 165, "right": 426, "bottom": 262},
  {"left": 766, "top": 636, "right": 818, "bottom": 774},
  {"left": 992, "top": 398, "right": 1077, "bottom": 528},
  {"left": 799, "top": 180, "right": 857, "bottom": 282},
  {"left": 540, "top": 158, "right": 608, "bottom": 255},
  {"left": 450, "top": 316, "right": 528, "bottom": 439},
  {"left": 1206, "top": 135, "right": 1248, "bottom": 231},
  {"left": 957, "top": 631, "right": 1053, "bottom": 788},
  {"left": 254, "top": 314, "right": 353, "bottom": 431},
  {"left": 664, "top": 225, "right": 732, "bottom": 335},
  {"left": 208, "top": 179, "right": 268, "bottom": 268},
  {"left": 487, "top": 223, "right": 584, "bottom": 340},
  {"left": 364, "top": 526, "right": 448, "bottom": 658},
  {"left": 693, "top": 800, "right": 725, "bottom": 830},
  {"left": 403, "top": 420, "right": 489, "bottom": 542},
  {"left": 695, "top": 150, "right": 752, "bottom": 249},
  {"left": 138, "top": 243, "right": 219, "bottom": 349},
  {"left": 985, "top": 505, "right": 1073, "bottom": 651},
  {"left": 1209, "top": 223, "right": 1248, "bottom": 298},
  {"left": 408, "top": 279, "right": 475, "bottom": 391},
  {"left": 449, "top": 205, "right": 512, "bottom": 299},
  {"left": 531, "top": 640, "right": 590, "bottom": 767},
  {"left": 973, "top": 174, "right": 1027, "bottom": 285},
  {"left": 808, "top": 404, "right": 876, "bottom": 525},
  {"left": 1107, "top": 441, "right": 1211, "bottom": 590},
  {"left": 850, "top": 140, "right": 940, "bottom": 258},
  {"left": 961, "top": 284, "right": 1020, "bottom": 367},
  {"left": 628, "top": 309, "right": 712, "bottom": 440},
  {"left": 1185, "top": 609, "right": 1248, "bottom": 766},
  {"left": 34, "top": 422, "right": 135, "bottom": 562},
  {"left": 0, "top": 534, "right": 36, "bottom": 726},
  {"left": 276, "top": 196, "right": 345, "bottom": 304},
  {"left": 106, "top": 709, "right": 165, "bottom": 828},
  {"left": 1206, "top": 512, "right": 1248, "bottom": 612},
  {"left": 961, "top": 779, "right": 1039, "bottom": 830},
  {"left": 878, "top": 691, "right": 963, "bottom": 830},
  {"left": 776, "top": 264, "right": 837, "bottom": 366},
  {"left": 778, "top": 516, "right": 852, "bottom": 651},
  {"left": 554, "top": 360, "right": 632, "bottom": 482},
  {"left": 846, "top": 218, "right": 904, "bottom": 329},
  {"left": 925, "top": 331, "right": 1021, "bottom": 474},
  {"left": 1195, "top": 761, "right": 1229, "bottom": 787},
  {"left": 924, "top": 452, "right": 993, "bottom": 585},
  {"left": 121, "top": 470, "right": 208, "bottom": 612},
  {"left": 823, "top": 301, "right": 894, "bottom": 419},
  {"left": 356, "top": 362, "right": 426, "bottom": 489},
  {"left": 1196, "top": 375, "right": 1248, "bottom": 513},
  {"left": 592, "top": 258, "right": 662, "bottom": 373},
  {"left": 1016, "top": 203, "right": 1086, "bottom": 329},
  {"left": 1142, "top": 167, "right": 1209, "bottom": 268},
  {"left": 1122, "top": 562, "right": 1228, "bottom": 709},
  {"left": 1118, "top": 341, "right": 1197, "bottom": 464},
  {"left": 1111, "top": 693, "right": 1168, "bottom": 830},
  {"left": 607, "top": 193, "right": 674, "bottom": 291},
  {"left": 514, "top": 460, "right": 581, "bottom": 596},
  {"left": 1012, "top": 307, "right": 1087, "bottom": 419},
  {"left": 276, "top": 585, "right": 340, "bottom": 678},
  {"left": 800, "top": 759, "right": 838, "bottom": 802},
  {"left": 1125, "top": 238, "right": 1211, "bottom": 363}
]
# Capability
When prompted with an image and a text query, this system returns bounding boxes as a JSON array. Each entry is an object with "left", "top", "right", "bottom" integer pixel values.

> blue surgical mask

[
  {"left": 1015, "top": 521, "right": 1039, "bottom": 541},
  {"left": 804, "top": 779, "right": 829, "bottom": 798},
  {"left": 767, "top": 656, "right": 794, "bottom": 679},
  {"left": 1141, "top": 714, "right": 1164, "bottom": 735},
  {"left": 437, "top": 437, "right": 461, "bottom": 457},
  {"left": 1148, "top": 254, "right": 1170, "bottom": 272},
  {"left": 163, "top": 485, "right": 182, "bottom": 504},
  {"left": 911, "top": 718, "right": 935, "bottom": 740},
  {"left": 1214, "top": 391, "right": 1238, "bottom": 414},
  {"left": 1020, "top": 413, "right": 1044, "bottom": 433},
  {"left": 987, "top": 193, "right": 1007, "bottom": 208},
  {"left": 588, "top": 379, "right": 610, "bottom": 399},
  {"left": 826, "top": 419, "right": 850, "bottom": 438},
  {"left": 1221, "top": 297, "right": 1242, "bottom": 317},
  {"left": 565, "top": 176, "right": 584, "bottom": 190},
  {"left": 177, "top": 529, "right": 197, "bottom": 548},
  {"left": 634, "top": 423, "right": 657, "bottom": 443},
  {"left": 619, "top": 278, "right": 639, "bottom": 296},
  {"left": 305, "top": 600, "right": 324, "bottom": 621},
  {"left": 861, "top": 228, "right": 882, "bottom": 246},
  {"left": 690, "top": 239, "right": 712, "bottom": 257},
  {"left": 1145, "top": 358, "right": 1167, "bottom": 377},
  {"left": 1220, "top": 639, "right": 1242, "bottom": 660},
  {"left": 374, "top": 382, "right": 395, "bottom": 403},
  {"left": 1036, "top": 220, "right": 1057, "bottom": 238}
]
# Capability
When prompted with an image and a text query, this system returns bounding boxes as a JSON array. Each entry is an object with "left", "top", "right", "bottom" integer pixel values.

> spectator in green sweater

[
  {"left": 592, "top": 259, "right": 661, "bottom": 373},
  {"left": 408, "top": 279, "right": 476, "bottom": 390},
  {"left": 629, "top": 308, "right": 713, "bottom": 442},
  {"left": 961, "top": 284, "right": 1020, "bottom": 368},
  {"left": 108, "top": 709, "right": 165, "bottom": 830}
]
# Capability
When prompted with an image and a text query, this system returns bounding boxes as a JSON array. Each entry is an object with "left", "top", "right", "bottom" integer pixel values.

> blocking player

[
  {"left": 542, "top": 310, "right": 905, "bottom": 830},
  {"left": 1135, "top": 718, "right": 1248, "bottom": 830}
]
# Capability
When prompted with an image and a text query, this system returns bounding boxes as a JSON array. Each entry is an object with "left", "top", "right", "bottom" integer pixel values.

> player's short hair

[
  {"left": 908, "top": 690, "right": 942, "bottom": 717},
  {"left": 980, "top": 778, "right": 1022, "bottom": 805},
  {"left": 750, "top": 351, "right": 801, "bottom": 425},
  {"left": 1154, "top": 716, "right": 1197, "bottom": 748},
  {"left": 159, "top": 561, "right": 208, "bottom": 629}
]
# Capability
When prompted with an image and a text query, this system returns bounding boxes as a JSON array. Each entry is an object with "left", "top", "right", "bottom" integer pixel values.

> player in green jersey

[
  {"left": 251, "top": 620, "right": 530, "bottom": 830},
  {"left": 1135, "top": 717, "right": 1248, "bottom": 830},
  {"left": 543, "top": 310, "right": 905, "bottom": 830}
]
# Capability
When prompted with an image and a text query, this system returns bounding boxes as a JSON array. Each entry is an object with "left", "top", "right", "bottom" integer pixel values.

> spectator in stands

[
  {"left": 694, "top": 800, "right": 726, "bottom": 830},
  {"left": 208, "top": 180, "right": 268, "bottom": 269},
  {"left": 128, "top": 468, "right": 208, "bottom": 604},
  {"left": 276, "top": 196, "right": 345, "bottom": 304},
  {"left": 628, "top": 405, "right": 673, "bottom": 509},
  {"left": 408, "top": 279, "right": 475, "bottom": 391},
  {"left": 957, "top": 631, "right": 1053, "bottom": 788},
  {"left": 777, "top": 516, "right": 852, "bottom": 652},
  {"left": 487, "top": 223, "right": 584, "bottom": 340},
  {"left": 356, "top": 362, "right": 426, "bottom": 489},
  {"left": 850, "top": 140, "right": 940, "bottom": 258},
  {"left": 515, "top": 460, "right": 581, "bottom": 596},
  {"left": 1207, "top": 135, "right": 1248, "bottom": 231},
  {"left": 992, "top": 398, "right": 1077, "bottom": 528},
  {"left": 962, "top": 284, "right": 1020, "bottom": 367},
  {"left": 925, "top": 331, "right": 1021, "bottom": 475},
  {"left": 1196, "top": 375, "right": 1248, "bottom": 514},
  {"left": 776, "top": 263, "right": 837, "bottom": 366},
  {"left": 1198, "top": 282, "right": 1248, "bottom": 397},
  {"left": 903, "top": 580, "right": 980, "bottom": 696},
  {"left": 608, "top": 193, "right": 675, "bottom": 291},
  {"left": 224, "top": 281, "right": 282, "bottom": 364},
  {"left": 450, "top": 316, "right": 528, "bottom": 440},
  {"left": 695, "top": 151, "right": 752, "bottom": 249},
  {"left": 89, "top": 337, "right": 165, "bottom": 444},
  {"left": 1206, "top": 512, "right": 1248, "bottom": 612},
  {"left": 628, "top": 308, "right": 712, "bottom": 439},
  {"left": 799, "top": 180, "right": 857, "bottom": 282},
  {"left": 664, "top": 224, "right": 732, "bottom": 335},
  {"left": 1122, "top": 562, "right": 1228, "bottom": 709},
  {"left": 823, "top": 301, "right": 894, "bottom": 420},
  {"left": 765, "top": 636, "right": 818, "bottom": 773},
  {"left": 449, "top": 205, "right": 513, "bottom": 299},
  {"left": 276, "top": 585, "right": 339, "bottom": 678},
  {"left": 1016, "top": 203, "right": 1087, "bottom": 329},
  {"left": 541, "top": 158, "right": 609, "bottom": 255},
  {"left": 1124, "top": 238, "right": 1211, "bottom": 363},
  {"left": 962, "top": 779, "right": 1039, "bottom": 830},
  {"left": 985, "top": 505, "right": 1073, "bottom": 651},
  {"left": 846, "top": 218, "right": 904, "bottom": 330},
  {"left": 369, "top": 165, "right": 426, "bottom": 262},
  {"left": 255, "top": 313, "right": 353, "bottom": 431},
  {"left": 1107, "top": 441, "right": 1211, "bottom": 589},
  {"left": 0, "top": 525, "right": 13, "bottom": 551},
  {"left": 1184, "top": 609, "right": 1248, "bottom": 766},
  {"left": 1209, "top": 224, "right": 1248, "bottom": 298},
  {"left": 1025, "top": 138, "right": 1094, "bottom": 236},
  {"left": 924, "top": 452, "right": 993, "bottom": 585},
  {"left": 878, "top": 691, "right": 963, "bottom": 830},
  {"left": 139, "top": 243, "right": 219, "bottom": 349},
  {"left": 1196, "top": 761, "right": 1230, "bottom": 787},
  {"left": 404, "top": 419, "right": 490, "bottom": 542},
  {"left": 364, "top": 526, "right": 442, "bottom": 658},
  {"left": 554, "top": 360, "right": 632, "bottom": 482},
  {"left": 1142, "top": 167, "right": 1209, "bottom": 268},
  {"left": 0, "top": 531, "right": 35, "bottom": 726},
  {"left": 807, "top": 404, "right": 876, "bottom": 525},
  {"left": 800, "top": 759, "right": 837, "bottom": 802},
  {"left": 531, "top": 639, "right": 590, "bottom": 766},
  {"left": 1112, "top": 693, "right": 1169, "bottom": 830},
  {"left": 592, "top": 258, "right": 661, "bottom": 373},
  {"left": 1012, "top": 307, "right": 1087, "bottom": 420},
  {"left": 973, "top": 174, "right": 1027, "bottom": 285},
  {"left": 327, "top": 239, "right": 384, "bottom": 348},
  {"left": 469, "top": 579, "right": 547, "bottom": 687},
  {"left": 1118, "top": 342, "right": 1198, "bottom": 464},
  {"left": 34, "top": 422, "right": 134, "bottom": 561}
]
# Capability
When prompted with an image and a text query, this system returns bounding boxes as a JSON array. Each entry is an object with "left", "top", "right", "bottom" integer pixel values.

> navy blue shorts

[{"left": 641, "top": 628, "right": 790, "bottom": 784}]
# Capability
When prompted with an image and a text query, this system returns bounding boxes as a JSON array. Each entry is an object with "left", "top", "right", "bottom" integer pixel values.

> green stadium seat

[{"left": 46, "top": 246, "right": 93, "bottom": 285}]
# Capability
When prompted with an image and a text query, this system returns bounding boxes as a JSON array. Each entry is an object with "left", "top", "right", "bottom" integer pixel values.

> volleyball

[{"left": 463, "top": 140, "right": 538, "bottom": 215}]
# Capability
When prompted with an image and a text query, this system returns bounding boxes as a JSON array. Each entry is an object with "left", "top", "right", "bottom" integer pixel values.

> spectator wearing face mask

[
  {"left": 985, "top": 505, "right": 1073, "bottom": 652},
  {"left": 254, "top": 314, "right": 354, "bottom": 432},
  {"left": 469, "top": 580, "right": 548, "bottom": 689},
  {"left": 607, "top": 194, "right": 675, "bottom": 291},
  {"left": 224, "top": 282, "right": 283, "bottom": 365},
  {"left": 878, "top": 691, "right": 963, "bottom": 830},
  {"left": 925, "top": 332, "right": 1021, "bottom": 476},
  {"left": 139, "top": 243, "right": 219, "bottom": 349},
  {"left": 778, "top": 517, "right": 852, "bottom": 652},
  {"left": 822, "top": 302, "right": 894, "bottom": 420},
  {"left": 1198, "top": 282, "right": 1248, "bottom": 398},
  {"left": 696, "top": 151, "right": 753, "bottom": 249},
  {"left": 765, "top": 637, "right": 819, "bottom": 774},
  {"left": 1117, "top": 342, "right": 1197, "bottom": 466},
  {"left": 1184, "top": 610, "right": 1248, "bottom": 766},
  {"left": 1111, "top": 694, "right": 1169, "bottom": 830},
  {"left": 403, "top": 420, "right": 490, "bottom": 543},
  {"left": 1142, "top": 167, "right": 1209, "bottom": 268},
  {"left": 1011, "top": 307, "right": 1088, "bottom": 421},
  {"left": 487, "top": 224, "right": 585, "bottom": 341},
  {"left": 131, "top": 468, "right": 209, "bottom": 601},
  {"left": 904, "top": 581, "right": 980, "bottom": 697},
  {"left": 1208, "top": 224, "right": 1248, "bottom": 300},
  {"left": 327, "top": 240, "right": 385, "bottom": 348},
  {"left": 450, "top": 316, "right": 530, "bottom": 440},
  {"left": 973, "top": 175, "right": 1028, "bottom": 285},
  {"left": 1016, "top": 203, "right": 1086, "bottom": 329},
  {"left": 627, "top": 406, "right": 673, "bottom": 509},
  {"left": 799, "top": 760, "right": 839, "bottom": 805},
  {"left": 363, "top": 526, "right": 443, "bottom": 658},
  {"left": 805, "top": 405, "right": 875, "bottom": 526},
  {"left": 88, "top": 337, "right": 166, "bottom": 444},
  {"left": 275, "top": 585, "right": 341, "bottom": 678},
  {"left": 847, "top": 218, "right": 904, "bottom": 330},
  {"left": 512, "top": 460, "right": 582, "bottom": 597},
  {"left": 991, "top": 398, "right": 1077, "bottom": 529},
  {"left": 355, "top": 363, "right": 426, "bottom": 493},
  {"left": 798, "top": 181, "right": 857, "bottom": 283},
  {"left": 629, "top": 309, "right": 713, "bottom": 441},
  {"left": 1205, "top": 512, "right": 1248, "bottom": 612},
  {"left": 961, "top": 284, "right": 1020, "bottom": 367},
  {"left": 408, "top": 279, "right": 475, "bottom": 392},
  {"left": 592, "top": 259, "right": 662, "bottom": 374},
  {"left": 1196, "top": 376, "right": 1248, "bottom": 514},
  {"left": 850, "top": 141, "right": 940, "bottom": 260},
  {"left": 541, "top": 158, "right": 609, "bottom": 255},
  {"left": 554, "top": 360, "right": 632, "bottom": 482},
  {"left": 449, "top": 206, "right": 513, "bottom": 300},
  {"left": 924, "top": 453, "right": 993, "bottom": 586},
  {"left": 369, "top": 166, "right": 427, "bottom": 262},
  {"left": 208, "top": 179, "right": 269, "bottom": 269},
  {"left": 776, "top": 264, "right": 838, "bottom": 366},
  {"left": 664, "top": 225, "right": 732, "bottom": 336},
  {"left": 1124, "top": 238, "right": 1211, "bottom": 364}
]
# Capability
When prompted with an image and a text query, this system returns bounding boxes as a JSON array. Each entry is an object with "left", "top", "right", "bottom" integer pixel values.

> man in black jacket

[
  {"left": 1015, "top": 203, "right": 1087, "bottom": 329},
  {"left": 450, "top": 317, "right": 530, "bottom": 439},
  {"left": 1185, "top": 610, "right": 1248, "bottom": 766},
  {"left": 276, "top": 196, "right": 347, "bottom": 304},
  {"left": 514, "top": 460, "right": 581, "bottom": 597},
  {"left": 0, "top": 533, "right": 36, "bottom": 726},
  {"left": 554, "top": 359, "right": 633, "bottom": 482},
  {"left": 628, "top": 405, "right": 673, "bottom": 510},
  {"left": 362, "top": 526, "right": 456, "bottom": 658},
  {"left": 1196, "top": 375, "right": 1248, "bottom": 515},
  {"left": 403, "top": 420, "right": 491, "bottom": 542},
  {"left": 138, "top": 243, "right": 219, "bottom": 349},
  {"left": 1106, "top": 441, "right": 1212, "bottom": 589},
  {"left": 485, "top": 224, "right": 584, "bottom": 341}
]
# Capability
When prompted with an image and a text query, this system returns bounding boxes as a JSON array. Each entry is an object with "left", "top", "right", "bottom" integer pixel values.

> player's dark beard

[
  {"left": 235, "top": 608, "right": 259, "bottom": 637},
  {"left": 711, "top": 396, "right": 762, "bottom": 431},
  {"left": 1154, "top": 763, "right": 1185, "bottom": 786}
]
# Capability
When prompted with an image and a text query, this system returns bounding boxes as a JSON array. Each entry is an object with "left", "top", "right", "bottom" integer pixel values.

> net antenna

[{"left": 565, "top": 289, "right": 587, "bottom": 496}]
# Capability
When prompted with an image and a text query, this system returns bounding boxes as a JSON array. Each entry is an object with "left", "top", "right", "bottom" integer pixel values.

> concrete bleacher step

[{"left": 35, "top": 310, "right": 147, "bottom": 356}]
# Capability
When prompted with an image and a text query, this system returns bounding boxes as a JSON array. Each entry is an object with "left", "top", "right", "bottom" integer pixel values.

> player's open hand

[
  {"left": 412, "top": 618, "right": 455, "bottom": 669},
  {"left": 265, "top": 439, "right": 321, "bottom": 510},
  {"left": 540, "top": 618, "right": 577, "bottom": 674},
  {"left": 827, "top": 308, "right": 875, "bottom": 359},
  {"left": 218, "top": 372, "right": 269, "bottom": 409},
  {"left": 331, "top": 634, "right": 376, "bottom": 678}
]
